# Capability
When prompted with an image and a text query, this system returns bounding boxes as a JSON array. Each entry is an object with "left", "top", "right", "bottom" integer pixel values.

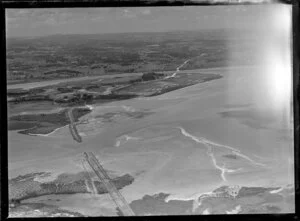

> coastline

[
  {"left": 7, "top": 65, "right": 258, "bottom": 90},
  {"left": 26, "top": 125, "right": 68, "bottom": 137}
]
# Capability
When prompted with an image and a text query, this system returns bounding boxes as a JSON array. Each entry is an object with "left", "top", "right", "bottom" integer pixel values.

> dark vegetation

[
  {"left": 141, "top": 72, "right": 165, "bottom": 81},
  {"left": 8, "top": 107, "right": 91, "bottom": 135},
  {"left": 10, "top": 172, "right": 51, "bottom": 183},
  {"left": 129, "top": 193, "right": 194, "bottom": 216},
  {"left": 9, "top": 172, "right": 132, "bottom": 217},
  {"left": 8, "top": 72, "right": 221, "bottom": 107},
  {"left": 7, "top": 88, "right": 45, "bottom": 97},
  {"left": 43, "top": 69, "right": 81, "bottom": 76},
  {"left": 9, "top": 202, "right": 85, "bottom": 217},
  {"left": 9, "top": 172, "right": 134, "bottom": 202},
  {"left": 113, "top": 73, "right": 222, "bottom": 97},
  {"left": 7, "top": 88, "right": 29, "bottom": 96}
]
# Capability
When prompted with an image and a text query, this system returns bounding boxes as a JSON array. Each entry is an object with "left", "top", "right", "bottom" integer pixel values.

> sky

[{"left": 5, "top": 5, "right": 288, "bottom": 38}]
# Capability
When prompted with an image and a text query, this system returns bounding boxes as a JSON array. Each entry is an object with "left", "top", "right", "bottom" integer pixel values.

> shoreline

[
  {"left": 7, "top": 65, "right": 258, "bottom": 90},
  {"left": 14, "top": 104, "right": 94, "bottom": 138},
  {"left": 9, "top": 107, "right": 92, "bottom": 137},
  {"left": 27, "top": 125, "right": 68, "bottom": 137}
]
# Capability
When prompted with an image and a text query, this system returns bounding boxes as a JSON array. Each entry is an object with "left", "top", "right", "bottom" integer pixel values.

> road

[
  {"left": 165, "top": 59, "right": 190, "bottom": 79},
  {"left": 67, "top": 108, "right": 82, "bottom": 143}
]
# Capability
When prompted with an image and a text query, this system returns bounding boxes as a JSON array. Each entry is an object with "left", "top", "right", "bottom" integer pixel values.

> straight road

[{"left": 67, "top": 108, "right": 82, "bottom": 143}]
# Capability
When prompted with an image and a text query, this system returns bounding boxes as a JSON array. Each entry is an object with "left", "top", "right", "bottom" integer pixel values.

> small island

[{"left": 8, "top": 107, "right": 92, "bottom": 136}]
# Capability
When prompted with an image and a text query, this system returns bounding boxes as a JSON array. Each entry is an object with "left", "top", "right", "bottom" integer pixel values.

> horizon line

[{"left": 6, "top": 27, "right": 254, "bottom": 40}]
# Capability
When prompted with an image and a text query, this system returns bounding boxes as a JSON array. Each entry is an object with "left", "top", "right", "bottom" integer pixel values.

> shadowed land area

[
  {"left": 9, "top": 171, "right": 134, "bottom": 202},
  {"left": 8, "top": 107, "right": 91, "bottom": 135},
  {"left": 9, "top": 203, "right": 85, "bottom": 218}
]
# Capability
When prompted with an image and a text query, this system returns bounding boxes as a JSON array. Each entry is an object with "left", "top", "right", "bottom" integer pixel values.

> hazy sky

[{"left": 6, "top": 5, "right": 288, "bottom": 37}]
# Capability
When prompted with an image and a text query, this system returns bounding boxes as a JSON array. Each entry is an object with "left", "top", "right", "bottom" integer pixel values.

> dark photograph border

[{"left": 0, "top": 0, "right": 299, "bottom": 220}]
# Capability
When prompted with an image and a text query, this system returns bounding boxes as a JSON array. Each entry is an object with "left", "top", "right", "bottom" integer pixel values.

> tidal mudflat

[{"left": 8, "top": 66, "right": 294, "bottom": 216}]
